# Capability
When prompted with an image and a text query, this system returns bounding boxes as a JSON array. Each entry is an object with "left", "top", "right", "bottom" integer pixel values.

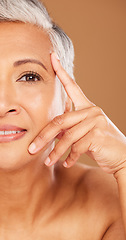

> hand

[{"left": 28, "top": 52, "right": 126, "bottom": 175}]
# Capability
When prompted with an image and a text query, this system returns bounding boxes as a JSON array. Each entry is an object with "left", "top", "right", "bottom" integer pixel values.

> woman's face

[{"left": 0, "top": 22, "right": 63, "bottom": 171}]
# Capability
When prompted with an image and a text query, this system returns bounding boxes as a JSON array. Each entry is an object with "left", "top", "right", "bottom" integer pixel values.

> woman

[{"left": 0, "top": 0, "right": 125, "bottom": 239}]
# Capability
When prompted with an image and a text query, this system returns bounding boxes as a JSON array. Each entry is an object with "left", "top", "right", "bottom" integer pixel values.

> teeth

[{"left": 0, "top": 130, "right": 22, "bottom": 135}]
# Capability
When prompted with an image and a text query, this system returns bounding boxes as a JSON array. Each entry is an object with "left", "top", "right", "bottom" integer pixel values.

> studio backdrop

[{"left": 42, "top": 0, "right": 126, "bottom": 166}]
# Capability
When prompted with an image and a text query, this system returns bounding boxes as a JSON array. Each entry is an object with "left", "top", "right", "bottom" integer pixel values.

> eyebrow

[{"left": 13, "top": 59, "right": 47, "bottom": 71}]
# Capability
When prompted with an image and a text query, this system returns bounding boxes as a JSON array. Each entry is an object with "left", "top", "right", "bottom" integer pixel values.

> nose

[{"left": 0, "top": 83, "right": 21, "bottom": 118}]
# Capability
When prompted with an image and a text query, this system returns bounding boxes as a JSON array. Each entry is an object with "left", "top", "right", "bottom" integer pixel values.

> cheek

[{"left": 18, "top": 83, "right": 62, "bottom": 130}]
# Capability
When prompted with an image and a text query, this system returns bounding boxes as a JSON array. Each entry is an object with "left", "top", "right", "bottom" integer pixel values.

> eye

[{"left": 17, "top": 71, "right": 42, "bottom": 83}]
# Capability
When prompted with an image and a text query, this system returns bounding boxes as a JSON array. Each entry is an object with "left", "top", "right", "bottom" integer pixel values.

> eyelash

[{"left": 17, "top": 71, "right": 42, "bottom": 83}]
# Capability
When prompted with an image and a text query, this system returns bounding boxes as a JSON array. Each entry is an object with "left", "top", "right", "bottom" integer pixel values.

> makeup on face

[
  {"left": 0, "top": 22, "right": 61, "bottom": 170},
  {"left": 0, "top": 125, "right": 27, "bottom": 143}
]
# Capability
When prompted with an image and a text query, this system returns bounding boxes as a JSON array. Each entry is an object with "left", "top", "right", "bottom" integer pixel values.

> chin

[
  {"left": 0, "top": 140, "right": 32, "bottom": 172},
  {"left": 0, "top": 141, "right": 54, "bottom": 172}
]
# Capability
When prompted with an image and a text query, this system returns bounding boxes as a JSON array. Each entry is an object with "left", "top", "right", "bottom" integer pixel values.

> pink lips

[{"left": 0, "top": 125, "right": 27, "bottom": 143}]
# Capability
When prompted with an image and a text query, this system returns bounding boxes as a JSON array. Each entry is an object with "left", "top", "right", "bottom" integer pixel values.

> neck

[{"left": 0, "top": 156, "right": 55, "bottom": 231}]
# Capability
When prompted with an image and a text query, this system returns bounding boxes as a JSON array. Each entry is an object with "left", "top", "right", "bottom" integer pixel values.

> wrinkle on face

[
  {"left": 0, "top": 22, "right": 54, "bottom": 75},
  {"left": 0, "top": 22, "right": 63, "bottom": 170}
]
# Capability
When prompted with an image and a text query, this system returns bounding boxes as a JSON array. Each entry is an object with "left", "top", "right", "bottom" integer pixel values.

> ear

[{"left": 64, "top": 96, "right": 72, "bottom": 113}]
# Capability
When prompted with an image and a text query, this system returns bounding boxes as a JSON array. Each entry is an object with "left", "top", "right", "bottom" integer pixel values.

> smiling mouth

[
  {"left": 0, "top": 129, "right": 27, "bottom": 143},
  {"left": 0, "top": 130, "right": 25, "bottom": 135}
]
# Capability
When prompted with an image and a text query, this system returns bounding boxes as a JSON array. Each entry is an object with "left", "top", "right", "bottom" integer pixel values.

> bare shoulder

[
  {"left": 54, "top": 161, "right": 123, "bottom": 239},
  {"left": 56, "top": 160, "right": 120, "bottom": 210}
]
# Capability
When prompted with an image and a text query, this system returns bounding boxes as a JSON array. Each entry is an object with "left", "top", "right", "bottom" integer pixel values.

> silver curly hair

[{"left": 0, "top": 0, "right": 75, "bottom": 81}]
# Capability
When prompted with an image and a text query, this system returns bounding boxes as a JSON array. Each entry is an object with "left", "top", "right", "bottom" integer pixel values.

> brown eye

[{"left": 18, "top": 72, "right": 41, "bottom": 83}]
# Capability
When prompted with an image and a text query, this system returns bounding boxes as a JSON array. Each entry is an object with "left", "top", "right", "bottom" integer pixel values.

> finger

[
  {"left": 28, "top": 109, "right": 88, "bottom": 154},
  {"left": 44, "top": 116, "right": 96, "bottom": 166},
  {"left": 63, "top": 151, "right": 81, "bottom": 168},
  {"left": 63, "top": 125, "right": 105, "bottom": 168},
  {"left": 51, "top": 52, "right": 94, "bottom": 110},
  {"left": 28, "top": 106, "right": 99, "bottom": 154},
  {"left": 63, "top": 129, "right": 95, "bottom": 168}
]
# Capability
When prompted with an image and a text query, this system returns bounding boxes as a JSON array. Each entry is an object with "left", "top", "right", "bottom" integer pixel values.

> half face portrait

[
  {"left": 0, "top": 22, "right": 65, "bottom": 171},
  {"left": 0, "top": 1, "right": 125, "bottom": 239}
]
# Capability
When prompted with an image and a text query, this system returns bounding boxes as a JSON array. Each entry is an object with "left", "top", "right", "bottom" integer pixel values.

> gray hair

[{"left": 0, "top": 0, "right": 74, "bottom": 80}]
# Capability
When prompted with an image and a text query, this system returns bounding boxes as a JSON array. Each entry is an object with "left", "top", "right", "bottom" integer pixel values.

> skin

[
  {"left": 0, "top": 21, "right": 125, "bottom": 239},
  {"left": 0, "top": 22, "right": 61, "bottom": 237}
]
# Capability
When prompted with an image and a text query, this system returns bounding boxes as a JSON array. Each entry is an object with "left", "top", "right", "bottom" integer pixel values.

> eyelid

[{"left": 17, "top": 71, "right": 43, "bottom": 82}]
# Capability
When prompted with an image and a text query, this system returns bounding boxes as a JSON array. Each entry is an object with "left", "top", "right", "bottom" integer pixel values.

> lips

[
  {"left": 0, "top": 125, "right": 27, "bottom": 143},
  {"left": 0, "top": 125, "right": 26, "bottom": 131}
]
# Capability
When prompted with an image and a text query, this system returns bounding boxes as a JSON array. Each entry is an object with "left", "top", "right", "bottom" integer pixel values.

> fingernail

[
  {"left": 29, "top": 143, "right": 36, "bottom": 154},
  {"left": 44, "top": 157, "right": 51, "bottom": 166},
  {"left": 63, "top": 161, "right": 68, "bottom": 168}
]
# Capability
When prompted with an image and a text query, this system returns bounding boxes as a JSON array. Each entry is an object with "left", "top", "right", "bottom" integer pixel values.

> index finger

[{"left": 51, "top": 52, "right": 94, "bottom": 110}]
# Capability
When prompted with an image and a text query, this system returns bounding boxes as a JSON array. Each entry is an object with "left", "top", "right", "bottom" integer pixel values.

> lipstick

[{"left": 0, "top": 125, "right": 27, "bottom": 143}]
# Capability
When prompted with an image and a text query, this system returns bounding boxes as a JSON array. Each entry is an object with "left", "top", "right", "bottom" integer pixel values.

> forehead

[{"left": 0, "top": 22, "right": 52, "bottom": 70}]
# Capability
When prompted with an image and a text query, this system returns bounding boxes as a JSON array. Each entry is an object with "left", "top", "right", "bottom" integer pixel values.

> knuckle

[
  {"left": 69, "top": 157, "right": 75, "bottom": 163},
  {"left": 68, "top": 154, "right": 76, "bottom": 163},
  {"left": 71, "top": 144, "right": 78, "bottom": 154},
  {"left": 64, "top": 129, "right": 72, "bottom": 140},
  {"left": 37, "top": 134, "right": 43, "bottom": 142},
  {"left": 38, "top": 134, "right": 47, "bottom": 144},
  {"left": 52, "top": 115, "right": 64, "bottom": 126},
  {"left": 96, "top": 114, "right": 108, "bottom": 125},
  {"left": 92, "top": 127, "right": 104, "bottom": 138},
  {"left": 93, "top": 106, "right": 103, "bottom": 114},
  {"left": 69, "top": 151, "right": 80, "bottom": 163},
  {"left": 52, "top": 147, "right": 60, "bottom": 158}
]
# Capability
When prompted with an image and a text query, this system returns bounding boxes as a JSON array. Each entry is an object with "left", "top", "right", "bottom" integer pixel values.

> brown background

[{"left": 43, "top": 0, "right": 126, "bottom": 167}]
